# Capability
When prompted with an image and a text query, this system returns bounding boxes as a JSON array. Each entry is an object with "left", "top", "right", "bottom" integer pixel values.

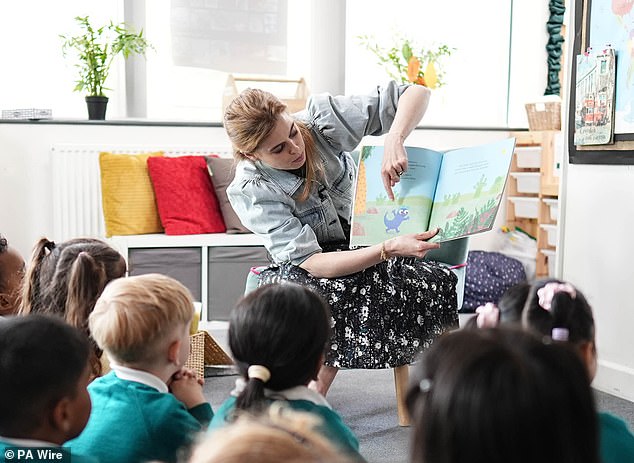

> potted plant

[
  {"left": 358, "top": 35, "right": 454, "bottom": 89},
  {"left": 61, "top": 16, "right": 151, "bottom": 120}
]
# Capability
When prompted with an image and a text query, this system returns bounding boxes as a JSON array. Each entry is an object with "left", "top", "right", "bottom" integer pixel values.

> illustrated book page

[{"left": 350, "top": 138, "right": 516, "bottom": 246}]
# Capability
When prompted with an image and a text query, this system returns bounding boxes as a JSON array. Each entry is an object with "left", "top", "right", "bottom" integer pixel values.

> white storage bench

[
  {"left": 49, "top": 144, "right": 273, "bottom": 322},
  {"left": 109, "top": 233, "right": 269, "bottom": 322}
]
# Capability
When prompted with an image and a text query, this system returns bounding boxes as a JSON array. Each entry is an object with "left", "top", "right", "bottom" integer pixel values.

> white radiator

[{"left": 51, "top": 144, "right": 233, "bottom": 242}]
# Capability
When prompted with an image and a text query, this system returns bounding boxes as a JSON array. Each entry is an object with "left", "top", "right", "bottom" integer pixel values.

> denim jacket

[{"left": 227, "top": 81, "right": 409, "bottom": 265}]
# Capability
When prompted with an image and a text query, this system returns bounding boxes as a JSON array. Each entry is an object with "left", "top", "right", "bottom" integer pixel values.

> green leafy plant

[
  {"left": 61, "top": 16, "right": 151, "bottom": 96},
  {"left": 358, "top": 35, "right": 454, "bottom": 88}
]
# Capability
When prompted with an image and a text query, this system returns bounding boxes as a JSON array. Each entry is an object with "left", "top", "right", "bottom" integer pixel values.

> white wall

[
  {"left": 555, "top": 1, "right": 634, "bottom": 402},
  {"left": 562, "top": 164, "right": 634, "bottom": 401}
]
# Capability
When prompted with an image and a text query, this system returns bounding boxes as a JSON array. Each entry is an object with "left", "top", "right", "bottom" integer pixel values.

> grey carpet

[
  {"left": 201, "top": 324, "right": 634, "bottom": 463},
  {"left": 203, "top": 368, "right": 633, "bottom": 463}
]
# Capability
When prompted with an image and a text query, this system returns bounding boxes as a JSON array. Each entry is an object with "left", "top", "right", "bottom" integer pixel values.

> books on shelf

[
  {"left": 350, "top": 138, "right": 516, "bottom": 246},
  {"left": 574, "top": 46, "right": 616, "bottom": 146}
]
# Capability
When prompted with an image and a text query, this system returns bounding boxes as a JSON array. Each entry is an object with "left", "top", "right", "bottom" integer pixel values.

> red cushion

[{"left": 147, "top": 156, "right": 226, "bottom": 235}]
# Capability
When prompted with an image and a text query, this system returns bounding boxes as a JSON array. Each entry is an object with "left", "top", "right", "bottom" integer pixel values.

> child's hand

[
  {"left": 171, "top": 367, "right": 204, "bottom": 386},
  {"left": 169, "top": 372, "right": 206, "bottom": 409}
]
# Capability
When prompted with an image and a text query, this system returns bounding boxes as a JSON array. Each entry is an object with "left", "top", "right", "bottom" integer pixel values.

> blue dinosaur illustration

[{"left": 384, "top": 206, "right": 410, "bottom": 233}]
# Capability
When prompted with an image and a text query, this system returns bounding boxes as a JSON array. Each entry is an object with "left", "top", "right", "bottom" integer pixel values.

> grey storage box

[
  {"left": 128, "top": 247, "right": 202, "bottom": 301},
  {"left": 207, "top": 246, "right": 270, "bottom": 321}
]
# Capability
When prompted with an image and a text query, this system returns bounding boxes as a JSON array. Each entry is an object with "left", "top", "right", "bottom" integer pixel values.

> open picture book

[{"left": 350, "top": 137, "right": 516, "bottom": 246}]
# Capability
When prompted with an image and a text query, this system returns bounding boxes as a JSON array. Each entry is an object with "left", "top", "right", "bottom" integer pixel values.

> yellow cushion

[{"left": 99, "top": 152, "right": 165, "bottom": 237}]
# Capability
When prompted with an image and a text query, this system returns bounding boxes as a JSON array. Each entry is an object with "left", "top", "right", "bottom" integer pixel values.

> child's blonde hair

[
  {"left": 188, "top": 404, "right": 354, "bottom": 463},
  {"left": 89, "top": 273, "right": 193, "bottom": 365}
]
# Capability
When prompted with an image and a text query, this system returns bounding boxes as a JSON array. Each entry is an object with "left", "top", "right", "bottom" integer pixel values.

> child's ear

[
  {"left": 579, "top": 340, "right": 598, "bottom": 380},
  {"left": 167, "top": 339, "right": 182, "bottom": 366},
  {"left": 312, "top": 353, "right": 326, "bottom": 381},
  {"left": 0, "top": 293, "right": 16, "bottom": 317},
  {"left": 50, "top": 397, "right": 73, "bottom": 440},
  {"left": 0, "top": 293, "right": 11, "bottom": 309}
]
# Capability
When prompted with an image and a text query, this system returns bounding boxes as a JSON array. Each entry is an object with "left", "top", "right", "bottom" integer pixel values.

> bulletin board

[{"left": 568, "top": 0, "right": 634, "bottom": 164}]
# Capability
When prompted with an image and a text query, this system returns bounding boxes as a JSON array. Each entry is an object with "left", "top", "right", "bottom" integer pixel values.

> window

[
  {"left": 143, "top": 0, "right": 311, "bottom": 122},
  {"left": 345, "top": 0, "right": 551, "bottom": 128},
  {"left": 0, "top": 0, "right": 549, "bottom": 126},
  {"left": 0, "top": 0, "right": 124, "bottom": 119}
]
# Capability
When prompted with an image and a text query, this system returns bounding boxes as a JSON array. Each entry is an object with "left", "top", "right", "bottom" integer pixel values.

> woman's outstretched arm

[
  {"left": 299, "top": 229, "right": 440, "bottom": 278},
  {"left": 382, "top": 85, "right": 431, "bottom": 200}
]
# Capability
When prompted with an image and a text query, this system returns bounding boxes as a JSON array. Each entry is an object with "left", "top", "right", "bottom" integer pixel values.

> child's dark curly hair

[{"left": 0, "top": 234, "right": 8, "bottom": 254}]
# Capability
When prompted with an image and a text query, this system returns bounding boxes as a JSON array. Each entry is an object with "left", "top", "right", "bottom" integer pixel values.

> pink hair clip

[
  {"left": 475, "top": 302, "right": 500, "bottom": 328},
  {"left": 537, "top": 282, "right": 576, "bottom": 312},
  {"left": 551, "top": 327, "right": 570, "bottom": 342}
]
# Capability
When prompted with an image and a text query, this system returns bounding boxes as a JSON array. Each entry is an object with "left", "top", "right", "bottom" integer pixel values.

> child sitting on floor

[
  {"left": 0, "top": 233, "right": 25, "bottom": 317},
  {"left": 68, "top": 273, "right": 212, "bottom": 463},
  {"left": 522, "top": 279, "right": 634, "bottom": 463},
  {"left": 209, "top": 282, "right": 362, "bottom": 461},
  {"left": 19, "top": 237, "right": 126, "bottom": 377},
  {"left": 0, "top": 315, "right": 95, "bottom": 462},
  {"left": 465, "top": 281, "right": 530, "bottom": 329},
  {"left": 406, "top": 326, "right": 600, "bottom": 463}
]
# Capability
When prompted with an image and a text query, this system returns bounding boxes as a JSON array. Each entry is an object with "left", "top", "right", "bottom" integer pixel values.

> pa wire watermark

[{"left": 4, "top": 447, "right": 71, "bottom": 462}]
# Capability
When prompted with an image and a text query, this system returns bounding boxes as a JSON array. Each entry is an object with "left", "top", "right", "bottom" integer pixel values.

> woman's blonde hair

[
  {"left": 89, "top": 273, "right": 193, "bottom": 365},
  {"left": 188, "top": 404, "right": 354, "bottom": 463},
  {"left": 223, "top": 88, "right": 321, "bottom": 201}
]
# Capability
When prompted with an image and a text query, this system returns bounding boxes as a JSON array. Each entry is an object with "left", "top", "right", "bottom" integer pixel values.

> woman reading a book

[{"left": 224, "top": 81, "right": 458, "bottom": 395}]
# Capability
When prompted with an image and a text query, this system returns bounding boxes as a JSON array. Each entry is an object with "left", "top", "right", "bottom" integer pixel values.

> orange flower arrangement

[
  {"left": 359, "top": 35, "right": 453, "bottom": 89},
  {"left": 407, "top": 56, "right": 426, "bottom": 86}
]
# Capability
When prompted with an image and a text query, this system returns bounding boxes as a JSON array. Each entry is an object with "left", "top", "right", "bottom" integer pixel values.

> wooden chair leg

[{"left": 394, "top": 364, "right": 411, "bottom": 426}]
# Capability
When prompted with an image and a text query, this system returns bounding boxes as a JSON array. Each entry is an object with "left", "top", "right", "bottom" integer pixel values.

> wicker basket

[
  {"left": 185, "top": 331, "right": 206, "bottom": 380},
  {"left": 525, "top": 101, "right": 561, "bottom": 131},
  {"left": 203, "top": 331, "right": 233, "bottom": 366},
  {"left": 185, "top": 331, "right": 233, "bottom": 379}
]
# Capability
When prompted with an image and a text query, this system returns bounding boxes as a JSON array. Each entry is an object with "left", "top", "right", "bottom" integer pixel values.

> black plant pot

[{"left": 85, "top": 96, "right": 109, "bottom": 120}]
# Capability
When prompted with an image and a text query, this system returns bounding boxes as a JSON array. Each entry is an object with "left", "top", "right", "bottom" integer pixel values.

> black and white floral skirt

[{"left": 257, "top": 257, "right": 458, "bottom": 369}]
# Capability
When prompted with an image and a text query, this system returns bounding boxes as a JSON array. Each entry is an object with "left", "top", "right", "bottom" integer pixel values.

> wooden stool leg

[{"left": 394, "top": 365, "right": 411, "bottom": 427}]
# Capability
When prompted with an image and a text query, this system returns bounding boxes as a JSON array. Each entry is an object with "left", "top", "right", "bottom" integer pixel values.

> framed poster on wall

[
  {"left": 569, "top": 0, "right": 634, "bottom": 164},
  {"left": 573, "top": 47, "right": 616, "bottom": 146}
]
